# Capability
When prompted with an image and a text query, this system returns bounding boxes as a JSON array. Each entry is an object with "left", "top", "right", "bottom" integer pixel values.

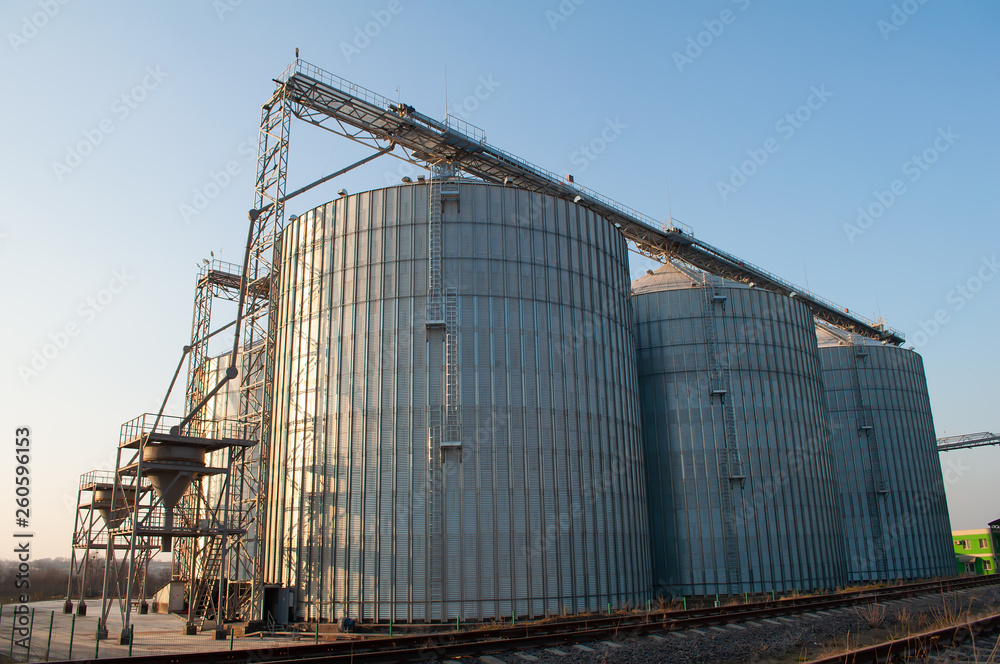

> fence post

[
  {"left": 128, "top": 626, "right": 133, "bottom": 657},
  {"left": 314, "top": 622, "right": 319, "bottom": 644},
  {"left": 44, "top": 612, "right": 54, "bottom": 662},
  {"left": 9, "top": 618, "right": 15, "bottom": 662},
  {"left": 26, "top": 608, "right": 35, "bottom": 662},
  {"left": 68, "top": 614, "right": 76, "bottom": 660},
  {"left": 94, "top": 620, "right": 100, "bottom": 659},
  {"left": 229, "top": 628, "right": 234, "bottom": 651}
]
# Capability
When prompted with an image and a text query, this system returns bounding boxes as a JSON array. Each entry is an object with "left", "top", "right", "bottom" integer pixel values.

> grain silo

[
  {"left": 263, "top": 178, "right": 651, "bottom": 622},
  {"left": 633, "top": 262, "right": 847, "bottom": 598},
  {"left": 816, "top": 324, "right": 954, "bottom": 581}
]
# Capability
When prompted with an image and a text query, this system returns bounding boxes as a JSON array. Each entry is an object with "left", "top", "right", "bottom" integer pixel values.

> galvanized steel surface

[
  {"left": 818, "top": 342, "right": 954, "bottom": 581},
  {"left": 634, "top": 265, "right": 847, "bottom": 597},
  {"left": 265, "top": 181, "right": 650, "bottom": 622}
]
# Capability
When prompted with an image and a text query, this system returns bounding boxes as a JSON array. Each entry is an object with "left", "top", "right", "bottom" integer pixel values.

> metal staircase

[
  {"left": 849, "top": 346, "right": 888, "bottom": 577},
  {"left": 702, "top": 275, "right": 744, "bottom": 593},
  {"left": 188, "top": 534, "right": 226, "bottom": 629}
]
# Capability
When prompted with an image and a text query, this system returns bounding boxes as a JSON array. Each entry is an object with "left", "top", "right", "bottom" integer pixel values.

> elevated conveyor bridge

[{"left": 275, "top": 59, "right": 904, "bottom": 345}]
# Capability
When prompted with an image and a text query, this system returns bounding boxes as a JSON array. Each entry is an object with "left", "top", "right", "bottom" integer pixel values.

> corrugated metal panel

[
  {"left": 635, "top": 268, "right": 846, "bottom": 597},
  {"left": 819, "top": 343, "right": 954, "bottom": 582},
  {"left": 267, "top": 181, "right": 650, "bottom": 621}
]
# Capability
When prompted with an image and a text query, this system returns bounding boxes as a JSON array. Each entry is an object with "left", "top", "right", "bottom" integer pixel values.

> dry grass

[
  {"left": 815, "top": 629, "right": 859, "bottom": 659},
  {"left": 852, "top": 601, "right": 888, "bottom": 629}
]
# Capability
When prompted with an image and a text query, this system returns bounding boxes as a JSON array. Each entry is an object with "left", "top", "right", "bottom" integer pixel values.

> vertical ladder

[
  {"left": 849, "top": 346, "right": 888, "bottom": 577},
  {"left": 426, "top": 172, "right": 445, "bottom": 329},
  {"left": 425, "top": 166, "right": 452, "bottom": 618},
  {"left": 443, "top": 286, "right": 461, "bottom": 447},
  {"left": 701, "top": 275, "right": 743, "bottom": 593}
]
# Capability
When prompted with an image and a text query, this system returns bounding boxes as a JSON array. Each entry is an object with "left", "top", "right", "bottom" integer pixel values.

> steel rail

[
  {"left": 51, "top": 575, "right": 1000, "bottom": 664},
  {"left": 805, "top": 610, "right": 1000, "bottom": 664}
]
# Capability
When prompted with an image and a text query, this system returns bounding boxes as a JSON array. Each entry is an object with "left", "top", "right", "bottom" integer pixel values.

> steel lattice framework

[
  {"left": 937, "top": 432, "right": 1000, "bottom": 452},
  {"left": 273, "top": 59, "right": 903, "bottom": 344}
]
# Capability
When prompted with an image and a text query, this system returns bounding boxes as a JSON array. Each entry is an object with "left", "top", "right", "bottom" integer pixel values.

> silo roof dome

[{"left": 631, "top": 260, "right": 748, "bottom": 294}]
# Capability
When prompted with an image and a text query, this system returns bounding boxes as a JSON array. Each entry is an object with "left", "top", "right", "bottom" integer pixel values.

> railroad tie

[
  {"left": 762, "top": 619, "right": 783, "bottom": 625},
  {"left": 648, "top": 634, "right": 668, "bottom": 641},
  {"left": 726, "top": 624, "right": 746, "bottom": 630},
  {"left": 686, "top": 628, "right": 708, "bottom": 635},
  {"left": 600, "top": 641, "right": 622, "bottom": 648},
  {"left": 544, "top": 648, "right": 569, "bottom": 656},
  {"left": 480, "top": 656, "right": 508, "bottom": 664},
  {"left": 572, "top": 644, "right": 595, "bottom": 652},
  {"left": 709, "top": 626, "right": 729, "bottom": 633},
  {"left": 515, "top": 654, "right": 539, "bottom": 662}
]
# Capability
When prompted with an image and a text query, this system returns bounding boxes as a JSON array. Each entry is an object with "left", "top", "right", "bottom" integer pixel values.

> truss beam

[
  {"left": 937, "top": 431, "right": 1000, "bottom": 452},
  {"left": 273, "top": 59, "right": 903, "bottom": 345}
]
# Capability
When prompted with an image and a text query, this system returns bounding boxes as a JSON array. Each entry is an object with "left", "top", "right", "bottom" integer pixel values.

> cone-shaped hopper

[
  {"left": 142, "top": 444, "right": 206, "bottom": 552},
  {"left": 92, "top": 488, "right": 136, "bottom": 528}
]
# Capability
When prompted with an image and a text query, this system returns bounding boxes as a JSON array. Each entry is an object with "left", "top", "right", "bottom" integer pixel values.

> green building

[{"left": 953, "top": 528, "right": 997, "bottom": 575}]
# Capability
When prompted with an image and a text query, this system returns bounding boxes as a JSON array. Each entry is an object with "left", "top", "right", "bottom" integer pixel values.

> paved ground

[{"left": 0, "top": 600, "right": 308, "bottom": 662}]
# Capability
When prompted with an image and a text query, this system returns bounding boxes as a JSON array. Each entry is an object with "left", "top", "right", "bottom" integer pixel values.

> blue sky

[{"left": 1, "top": 1, "right": 997, "bottom": 559}]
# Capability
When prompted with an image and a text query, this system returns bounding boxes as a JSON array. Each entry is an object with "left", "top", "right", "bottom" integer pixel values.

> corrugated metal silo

[
  {"left": 816, "top": 325, "right": 953, "bottom": 581},
  {"left": 264, "top": 179, "right": 651, "bottom": 622},
  {"left": 634, "top": 262, "right": 847, "bottom": 597}
]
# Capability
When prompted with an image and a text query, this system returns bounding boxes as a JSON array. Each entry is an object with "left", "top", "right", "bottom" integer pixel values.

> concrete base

[{"left": 184, "top": 624, "right": 198, "bottom": 636}]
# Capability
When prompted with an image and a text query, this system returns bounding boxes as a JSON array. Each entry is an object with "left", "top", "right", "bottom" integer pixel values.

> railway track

[
  {"left": 55, "top": 575, "right": 1000, "bottom": 664},
  {"left": 806, "top": 610, "right": 1000, "bottom": 663}
]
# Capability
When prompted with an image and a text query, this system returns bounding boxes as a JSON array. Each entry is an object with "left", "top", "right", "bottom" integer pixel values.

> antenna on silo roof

[{"left": 666, "top": 180, "right": 674, "bottom": 232}]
